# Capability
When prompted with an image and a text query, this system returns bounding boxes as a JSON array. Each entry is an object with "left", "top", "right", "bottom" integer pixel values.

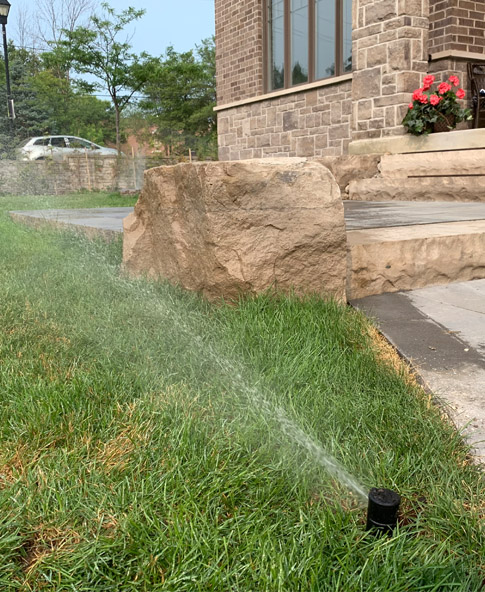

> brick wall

[
  {"left": 429, "top": 0, "right": 485, "bottom": 55},
  {"left": 0, "top": 155, "right": 145, "bottom": 196},
  {"left": 429, "top": 0, "right": 455, "bottom": 54},
  {"left": 217, "top": 81, "right": 352, "bottom": 160},
  {"left": 215, "top": 0, "right": 264, "bottom": 105}
]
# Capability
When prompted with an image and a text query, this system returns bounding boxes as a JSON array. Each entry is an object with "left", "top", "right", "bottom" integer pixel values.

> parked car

[{"left": 18, "top": 136, "right": 119, "bottom": 161}]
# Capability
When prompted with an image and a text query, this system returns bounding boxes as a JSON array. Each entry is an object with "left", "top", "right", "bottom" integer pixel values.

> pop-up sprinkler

[{"left": 366, "top": 488, "right": 401, "bottom": 535}]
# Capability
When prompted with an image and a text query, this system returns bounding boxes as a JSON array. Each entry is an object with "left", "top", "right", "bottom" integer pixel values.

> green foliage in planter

[{"left": 402, "top": 75, "right": 472, "bottom": 136}]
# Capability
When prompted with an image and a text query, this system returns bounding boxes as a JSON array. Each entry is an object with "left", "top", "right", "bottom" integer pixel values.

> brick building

[{"left": 215, "top": 0, "right": 485, "bottom": 160}]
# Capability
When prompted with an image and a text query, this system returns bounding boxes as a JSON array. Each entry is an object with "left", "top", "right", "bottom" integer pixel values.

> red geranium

[
  {"left": 438, "top": 82, "right": 452, "bottom": 95},
  {"left": 422, "top": 75, "right": 435, "bottom": 90},
  {"left": 448, "top": 75, "right": 460, "bottom": 87},
  {"left": 402, "top": 73, "right": 472, "bottom": 135},
  {"left": 412, "top": 88, "right": 425, "bottom": 101}
]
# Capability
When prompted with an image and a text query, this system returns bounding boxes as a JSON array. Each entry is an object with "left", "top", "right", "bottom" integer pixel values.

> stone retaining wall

[{"left": 0, "top": 155, "right": 145, "bottom": 196}]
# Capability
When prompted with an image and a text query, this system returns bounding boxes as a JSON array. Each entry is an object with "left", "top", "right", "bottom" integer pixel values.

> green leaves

[
  {"left": 139, "top": 38, "right": 217, "bottom": 160},
  {"left": 59, "top": 4, "right": 149, "bottom": 152}
]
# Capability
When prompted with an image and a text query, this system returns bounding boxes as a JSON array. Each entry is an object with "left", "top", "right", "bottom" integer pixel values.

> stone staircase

[
  {"left": 349, "top": 149, "right": 485, "bottom": 203},
  {"left": 344, "top": 149, "right": 485, "bottom": 298}
]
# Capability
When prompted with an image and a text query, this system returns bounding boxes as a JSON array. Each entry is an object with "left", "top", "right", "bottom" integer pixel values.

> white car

[{"left": 18, "top": 135, "right": 119, "bottom": 161}]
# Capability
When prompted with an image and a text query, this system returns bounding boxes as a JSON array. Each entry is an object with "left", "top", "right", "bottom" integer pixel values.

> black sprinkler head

[{"left": 366, "top": 488, "right": 401, "bottom": 535}]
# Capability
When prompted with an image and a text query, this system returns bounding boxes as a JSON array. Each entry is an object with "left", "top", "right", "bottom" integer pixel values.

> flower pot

[{"left": 433, "top": 113, "right": 456, "bottom": 133}]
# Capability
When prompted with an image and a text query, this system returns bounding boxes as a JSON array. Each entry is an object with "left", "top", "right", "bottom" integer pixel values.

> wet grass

[{"left": 0, "top": 192, "right": 483, "bottom": 591}]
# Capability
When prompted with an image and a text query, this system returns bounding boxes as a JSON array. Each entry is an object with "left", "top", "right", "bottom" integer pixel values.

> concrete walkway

[
  {"left": 351, "top": 280, "right": 485, "bottom": 461},
  {"left": 10, "top": 201, "right": 485, "bottom": 462},
  {"left": 344, "top": 200, "right": 485, "bottom": 229},
  {"left": 12, "top": 201, "right": 485, "bottom": 233},
  {"left": 9, "top": 207, "right": 131, "bottom": 238}
]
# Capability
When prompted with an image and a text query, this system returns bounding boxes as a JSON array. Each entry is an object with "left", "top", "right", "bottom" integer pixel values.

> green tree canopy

[
  {"left": 61, "top": 2, "right": 150, "bottom": 152},
  {"left": 139, "top": 38, "right": 217, "bottom": 160},
  {"left": 0, "top": 44, "right": 116, "bottom": 157}
]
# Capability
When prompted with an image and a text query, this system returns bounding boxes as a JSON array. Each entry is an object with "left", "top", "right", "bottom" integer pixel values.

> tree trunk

[{"left": 115, "top": 105, "right": 121, "bottom": 155}]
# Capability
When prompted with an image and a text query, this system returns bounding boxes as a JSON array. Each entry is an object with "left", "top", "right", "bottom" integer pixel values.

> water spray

[{"left": 366, "top": 488, "right": 401, "bottom": 535}]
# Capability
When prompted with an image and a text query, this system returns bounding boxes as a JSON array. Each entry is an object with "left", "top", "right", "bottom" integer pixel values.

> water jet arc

[{"left": 366, "top": 488, "right": 401, "bottom": 534}]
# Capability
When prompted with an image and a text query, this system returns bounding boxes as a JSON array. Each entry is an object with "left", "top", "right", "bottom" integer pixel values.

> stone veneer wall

[
  {"left": 217, "top": 81, "right": 352, "bottom": 160},
  {"left": 214, "top": 0, "right": 485, "bottom": 158},
  {"left": 0, "top": 155, "right": 145, "bottom": 196},
  {"left": 215, "top": 0, "right": 264, "bottom": 105},
  {"left": 351, "top": 0, "right": 430, "bottom": 140}
]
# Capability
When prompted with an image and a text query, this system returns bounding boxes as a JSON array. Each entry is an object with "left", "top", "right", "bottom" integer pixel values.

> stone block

[
  {"left": 123, "top": 160, "right": 347, "bottom": 301},
  {"left": 316, "top": 154, "right": 381, "bottom": 194},
  {"left": 296, "top": 136, "right": 315, "bottom": 157},
  {"left": 283, "top": 111, "right": 299, "bottom": 131},
  {"left": 352, "top": 68, "right": 381, "bottom": 100}
]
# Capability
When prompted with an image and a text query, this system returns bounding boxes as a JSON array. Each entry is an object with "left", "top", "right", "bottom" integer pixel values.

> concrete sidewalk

[{"left": 351, "top": 280, "right": 485, "bottom": 461}]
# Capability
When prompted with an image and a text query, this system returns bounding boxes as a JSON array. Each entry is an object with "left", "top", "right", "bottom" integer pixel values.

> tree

[
  {"left": 140, "top": 38, "right": 217, "bottom": 160},
  {"left": 36, "top": 0, "right": 98, "bottom": 47},
  {"left": 61, "top": 3, "right": 149, "bottom": 153},
  {"left": 0, "top": 45, "right": 116, "bottom": 156},
  {"left": 9, "top": 0, "right": 97, "bottom": 54}
]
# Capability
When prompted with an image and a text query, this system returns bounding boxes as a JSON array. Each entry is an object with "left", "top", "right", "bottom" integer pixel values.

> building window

[{"left": 266, "top": 0, "right": 352, "bottom": 92}]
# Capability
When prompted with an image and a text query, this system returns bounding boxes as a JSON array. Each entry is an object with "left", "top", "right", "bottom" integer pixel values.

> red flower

[
  {"left": 408, "top": 102, "right": 414, "bottom": 109},
  {"left": 412, "top": 88, "right": 425, "bottom": 101},
  {"left": 438, "top": 82, "right": 452, "bottom": 95},
  {"left": 418, "top": 94, "right": 428, "bottom": 104},
  {"left": 448, "top": 75, "right": 460, "bottom": 87},
  {"left": 456, "top": 88, "right": 466, "bottom": 100},
  {"left": 429, "top": 94, "right": 441, "bottom": 106},
  {"left": 422, "top": 75, "right": 435, "bottom": 90}
]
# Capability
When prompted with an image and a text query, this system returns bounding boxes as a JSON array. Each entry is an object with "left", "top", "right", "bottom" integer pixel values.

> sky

[
  {"left": 101, "top": 0, "right": 215, "bottom": 56},
  {"left": 9, "top": 0, "right": 215, "bottom": 57}
]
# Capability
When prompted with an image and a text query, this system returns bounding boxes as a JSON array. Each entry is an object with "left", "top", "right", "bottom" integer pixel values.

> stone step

[
  {"left": 349, "top": 176, "right": 485, "bottom": 202},
  {"left": 347, "top": 220, "right": 485, "bottom": 299},
  {"left": 378, "top": 149, "right": 485, "bottom": 178},
  {"left": 347, "top": 148, "right": 485, "bottom": 202}
]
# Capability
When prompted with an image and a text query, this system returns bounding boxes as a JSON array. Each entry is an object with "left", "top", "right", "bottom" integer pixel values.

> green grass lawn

[{"left": 0, "top": 192, "right": 483, "bottom": 591}]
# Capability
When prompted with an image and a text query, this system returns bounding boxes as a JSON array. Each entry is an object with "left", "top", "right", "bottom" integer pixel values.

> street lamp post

[{"left": 0, "top": 0, "right": 14, "bottom": 126}]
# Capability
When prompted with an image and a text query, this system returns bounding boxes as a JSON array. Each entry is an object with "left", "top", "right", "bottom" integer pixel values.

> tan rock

[
  {"left": 123, "top": 159, "right": 347, "bottom": 301},
  {"left": 349, "top": 177, "right": 485, "bottom": 202},
  {"left": 347, "top": 221, "right": 485, "bottom": 299},
  {"left": 316, "top": 155, "right": 381, "bottom": 195},
  {"left": 379, "top": 150, "right": 485, "bottom": 178}
]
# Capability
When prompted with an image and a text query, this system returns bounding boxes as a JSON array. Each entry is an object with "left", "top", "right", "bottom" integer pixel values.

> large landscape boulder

[{"left": 123, "top": 158, "right": 347, "bottom": 301}]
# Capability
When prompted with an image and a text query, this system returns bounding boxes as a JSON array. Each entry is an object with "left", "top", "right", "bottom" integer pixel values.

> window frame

[{"left": 264, "top": 0, "right": 351, "bottom": 93}]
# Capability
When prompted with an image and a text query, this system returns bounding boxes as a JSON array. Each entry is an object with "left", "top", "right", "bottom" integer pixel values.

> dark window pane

[
  {"left": 269, "top": 0, "right": 285, "bottom": 90},
  {"left": 315, "top": 0, "right": 335, "bottom": 79},
  {"left": 50, "top": 137, "right": 67, "bottom": 147},
  {"left": 291, "top": 0, "right": 309, "bottom": 85},
  {"left": 343, "top": 0, "right": 352, "bottom": 72},
  {"left": 69, "top": 138, "right": 91, "bottom": 148}
]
